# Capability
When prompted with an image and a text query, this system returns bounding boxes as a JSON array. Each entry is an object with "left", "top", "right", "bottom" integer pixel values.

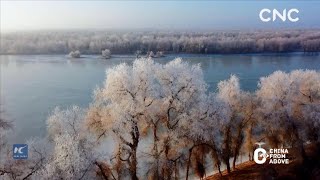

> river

[{"left": 1, "top": 53, "right": 320, "bottom": 143}]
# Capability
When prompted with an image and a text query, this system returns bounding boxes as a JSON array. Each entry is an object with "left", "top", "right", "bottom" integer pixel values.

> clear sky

[{"left": 1, "top": 1, "right": 320, "bottom": 32}]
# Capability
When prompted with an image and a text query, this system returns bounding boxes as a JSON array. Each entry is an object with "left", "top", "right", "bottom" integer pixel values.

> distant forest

[{"left": 1, "top": 29, "right": 320, "bottom": 55}]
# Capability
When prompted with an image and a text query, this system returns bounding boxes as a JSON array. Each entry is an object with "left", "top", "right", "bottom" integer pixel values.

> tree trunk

[
  {"left": 233, "top": 125, "right": 244, "bottom": 170},
  {"left": 225, "top": 160, "right": 231, "bottom": 174},
  {"left": 232, "top": 155, "right": 237, "bottom": 170},
  {"left": 174, "top": 161, "right": 178, "bottom": 180},
  {"left": 218, "top": 165, "right": 222, "bottom": 176},
  {"left": 130, "top": 147, "right": 139, "bottom": 180},
  {"left": 223, "top": 125, "right": 231, "bottom": 174},
  {"left": 210, "top": 144, "right": 222, "bottom": 176},
  {"left": 293, "top": 125, "right": 307, "bottom": 161},
  {"left": 129, "top": 122, "right": 140, "bottom": 180},
  {"left": 185, "top": 148, "right": 193, "bottom": 180},
  {"left": 153, "top": 124, "right": 160, "bottom": 179}
]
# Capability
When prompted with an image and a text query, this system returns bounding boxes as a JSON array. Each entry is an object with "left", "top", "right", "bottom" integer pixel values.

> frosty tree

[
  {"left": 87, "top": 58, "right": 215, "bottom": 179},
  {"left": 68, "top": 50, "right": 81, "bottom": 58},
  {"left": 257, "top": 70, "right": 320, "bottom": 160},
  {"left": 87, "top": 59, "right": 160, "bottom": 180},
  {"left": 155, "top": 58, "right": 209, "bottom": 179},
  {"left": 102, "top": 49, "right": 111, "bottom": 59},
  {"left": 0, "top": 107, "right": 12, "bottom": 154},
  {"left": 41, "top": 106, "right": 98, "bottom": 179},
  {"left": 0, "top": 107, "right": 13, "bottom": 177},
  {"left": 217, "top": 75, "right": 260, "bottom": 170}
]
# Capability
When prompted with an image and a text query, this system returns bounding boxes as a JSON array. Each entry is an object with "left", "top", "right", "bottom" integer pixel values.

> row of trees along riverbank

[{"left": 1, "top": 30, "right": 320, "bottom": 55}]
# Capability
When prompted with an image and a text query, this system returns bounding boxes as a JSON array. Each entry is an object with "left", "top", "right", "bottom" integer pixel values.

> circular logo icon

[{"left": 254, "top": 147, "right": 267, "bottom": 164}]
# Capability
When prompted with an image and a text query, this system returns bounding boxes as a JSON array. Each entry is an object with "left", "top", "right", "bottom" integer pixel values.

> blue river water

[{"left": 1, "top": 53, "right": 320, "bottom": 143}]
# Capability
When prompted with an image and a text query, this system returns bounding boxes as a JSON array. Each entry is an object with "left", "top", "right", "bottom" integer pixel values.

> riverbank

[{"left": 0, "top": 51, "right": 319, "bottom": 56}]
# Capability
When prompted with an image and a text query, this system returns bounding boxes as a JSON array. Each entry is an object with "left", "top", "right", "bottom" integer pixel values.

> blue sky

[{"left": 1, "top": 1, "right": 319, "bottom": 32}]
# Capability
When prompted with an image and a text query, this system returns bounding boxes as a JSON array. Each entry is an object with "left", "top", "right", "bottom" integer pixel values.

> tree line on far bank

[{"left": 1, "top": 30, "right": 320, "bottom": 55}]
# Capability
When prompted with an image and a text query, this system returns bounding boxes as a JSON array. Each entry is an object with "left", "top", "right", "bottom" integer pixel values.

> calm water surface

[{"left": 1, "top": 53, "right": 320, "bottom": 143}]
